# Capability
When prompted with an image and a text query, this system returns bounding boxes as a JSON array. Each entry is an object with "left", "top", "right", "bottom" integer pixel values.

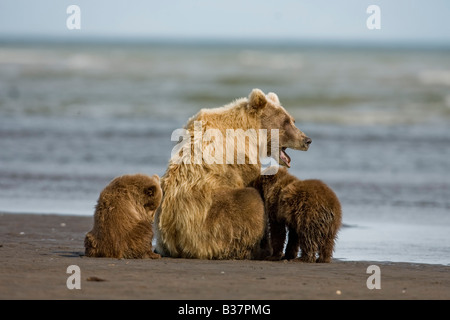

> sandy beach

[{"left": 1, "top": 212, "right": 449, "bottom": 301}]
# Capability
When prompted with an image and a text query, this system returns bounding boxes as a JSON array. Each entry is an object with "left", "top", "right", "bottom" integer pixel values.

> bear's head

[
  {"left": 141, "top": 174, "right": 163, "bottom": 212},
  {"left": 113, "top": 174, "right": 163, "bottom": 212},
  {"left": 247, "top": 88, "right": 311, "bottom": 168}
]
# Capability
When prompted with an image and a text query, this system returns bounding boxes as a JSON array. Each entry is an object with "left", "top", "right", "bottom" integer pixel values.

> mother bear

[{"left": 154, "top": 89, "right": 311, "bottom": 259}]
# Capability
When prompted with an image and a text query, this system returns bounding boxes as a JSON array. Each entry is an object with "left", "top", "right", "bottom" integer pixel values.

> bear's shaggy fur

[
  {"left": 252, "top": 167, "right": 342, "bottom": 263},
  {"left": 84, "top": 174, "right": 162, "bottom": 259},
  {"left": 155, "top": 89, "right": 311, "bottom": 259}
]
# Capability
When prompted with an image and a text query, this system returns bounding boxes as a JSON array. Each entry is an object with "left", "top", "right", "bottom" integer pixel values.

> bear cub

[
  {"left": 252, "top": 167, "right": 342, "bottom": 263},
  {"left": 84, "top": 174, "right": 162, "bottom": 259}
]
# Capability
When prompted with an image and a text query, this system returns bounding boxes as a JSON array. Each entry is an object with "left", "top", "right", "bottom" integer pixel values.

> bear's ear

[
  {"left": 145, "top": 185, "right": 157, "bottom": 197},
  {"left": 248, "top": 88, "right": 267, "bottom": 111},
  {"left": 266, "top": 92, "right": 280, "bottom": 104},
  {"left": 152, "top": 174, "right": 160, "bottom": 182}
]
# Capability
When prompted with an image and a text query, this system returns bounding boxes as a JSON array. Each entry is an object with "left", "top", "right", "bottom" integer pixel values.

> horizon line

[{"left": 1, "top": 35, "right": 449, "bottom": 50}]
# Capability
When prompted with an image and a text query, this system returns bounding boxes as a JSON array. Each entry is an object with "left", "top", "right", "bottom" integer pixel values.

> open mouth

[{"left": 280, "top": 147, "right": 291, "bottom": 168}]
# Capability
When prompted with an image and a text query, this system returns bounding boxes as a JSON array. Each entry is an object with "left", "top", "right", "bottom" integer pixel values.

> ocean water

[{"left": 0, "top": 41, "right": 449, "bottom": 265}]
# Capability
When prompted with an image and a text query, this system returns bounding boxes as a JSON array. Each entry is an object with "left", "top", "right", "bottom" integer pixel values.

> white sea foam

[
  {"left": 238, "top": 50, "right": 303, "bottom": 69},
  {"left": 419, "top": 70, "right": 450, "bottom": 86},
  {"left": 65, "top": 54, "right": 109, "bottom": 71}
]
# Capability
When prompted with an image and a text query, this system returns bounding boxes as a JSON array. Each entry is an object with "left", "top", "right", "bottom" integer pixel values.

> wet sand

[{"left": 0, "top": 212, "right": 449, "bottom": 300}]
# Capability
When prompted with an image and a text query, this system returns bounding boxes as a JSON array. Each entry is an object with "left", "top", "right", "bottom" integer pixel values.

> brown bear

[
  {"left": 84, "top": 174, "right": 162, "bottom": 259},
  {"left": 154, "top": 89, "right": 311, "bottom": 259},
  {"left": 252, "top": 167, "right": 342, "bottom": 263}
]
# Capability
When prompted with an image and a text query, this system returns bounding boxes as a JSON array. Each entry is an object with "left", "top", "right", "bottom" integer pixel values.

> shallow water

[{"left": 1, "top": 41, "right": 449, "bottom": 265}]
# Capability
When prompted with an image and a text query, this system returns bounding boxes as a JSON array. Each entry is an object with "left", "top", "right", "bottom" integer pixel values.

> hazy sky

[{"left": 1, "top": 0, "right": 449, "bottom": 44}]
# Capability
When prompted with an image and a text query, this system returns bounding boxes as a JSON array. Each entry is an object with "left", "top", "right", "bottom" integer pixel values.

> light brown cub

[{"left": 84, "top": 174, "right": 162, "bottom": 259}]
